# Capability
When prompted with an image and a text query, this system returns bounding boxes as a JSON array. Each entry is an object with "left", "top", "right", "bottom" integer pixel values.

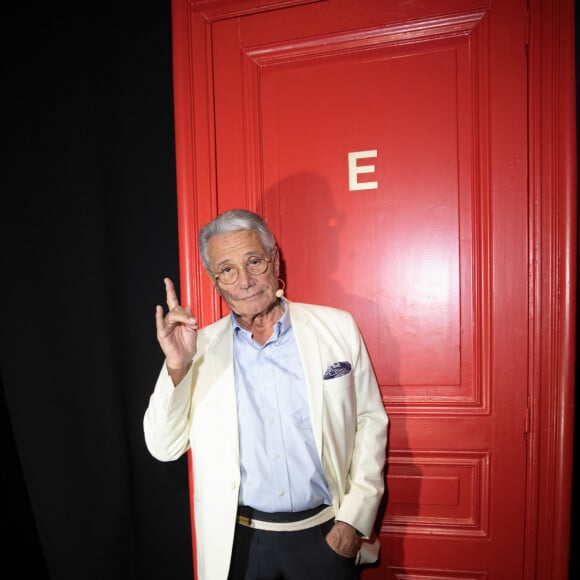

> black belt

[
  {"left": 237, "top": 504, "right": 328, "bottom": 523},
  {"left": 236, "top": 504, "right": 335, "bottom": 531}
]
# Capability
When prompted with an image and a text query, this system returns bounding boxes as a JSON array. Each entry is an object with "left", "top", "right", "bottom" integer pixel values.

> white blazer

[{"left": 144, "top": 301, "right": 388, "bottom": 580}]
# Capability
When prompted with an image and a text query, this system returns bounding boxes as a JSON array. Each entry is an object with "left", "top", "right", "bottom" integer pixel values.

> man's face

[{"left": 207, "top": 229, "right": 280, "bottom": 319}]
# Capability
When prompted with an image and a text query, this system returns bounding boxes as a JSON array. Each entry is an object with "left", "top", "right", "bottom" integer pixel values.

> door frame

[
  {"left": 524, "top": 1, "right": 576, "bottom": 577},
  {"left": 169, "top": 1, "right": 576, "bottom": 578}
]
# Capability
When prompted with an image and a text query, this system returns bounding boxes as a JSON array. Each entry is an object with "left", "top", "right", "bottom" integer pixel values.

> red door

[{"left": 170, "top": 0, "right": 576, "bottom": 578}]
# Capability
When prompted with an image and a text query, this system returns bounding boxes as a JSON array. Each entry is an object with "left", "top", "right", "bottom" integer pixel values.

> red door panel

[
  {"left": 170, "top": 0, "right": 575, "bottom": 578},
  {"left": 211, "top": 3, "right": 528, "bottom": 576}
]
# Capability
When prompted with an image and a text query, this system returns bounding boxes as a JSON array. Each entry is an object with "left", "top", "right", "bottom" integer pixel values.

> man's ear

[
  {"left": 211, "top": 278, "right": 223, "bottom": 296},
  {"left": 273, "top": 246, "right": 281, "bottom": 274},
  {"left": 206, "top": 270, "right": 222, "bottom": 295}
]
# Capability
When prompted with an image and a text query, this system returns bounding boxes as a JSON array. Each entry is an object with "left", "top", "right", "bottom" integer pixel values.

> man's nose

[{"left": 236, "top": 266, "right": 253, "bottom": 286}]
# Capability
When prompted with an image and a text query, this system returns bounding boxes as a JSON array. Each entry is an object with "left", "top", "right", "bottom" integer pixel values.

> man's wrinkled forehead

[{"left": 207, "top": 229, "right": 266, "bottom": 265}]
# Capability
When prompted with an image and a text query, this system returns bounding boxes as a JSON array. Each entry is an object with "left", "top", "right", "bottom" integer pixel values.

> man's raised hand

[{"left": 155, "top": 277, "right": 198, "bottom": 382}]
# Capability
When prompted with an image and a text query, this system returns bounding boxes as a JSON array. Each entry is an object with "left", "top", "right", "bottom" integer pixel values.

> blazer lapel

[
  {"left": 204, "top": 317, "right": 240, "bottom": 464},
  {"left": 287, "top": 302, "right": 325, "bottom": 458}
]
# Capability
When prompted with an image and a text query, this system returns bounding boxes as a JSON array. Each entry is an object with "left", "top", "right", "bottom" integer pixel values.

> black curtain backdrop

[{"left": 2, "top": 2, "right": 194, "bottom": 579}]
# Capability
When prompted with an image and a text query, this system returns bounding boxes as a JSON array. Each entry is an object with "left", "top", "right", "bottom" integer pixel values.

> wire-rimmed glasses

[{"left": 212, "top": 256, "right": 272, "bottom": 285}]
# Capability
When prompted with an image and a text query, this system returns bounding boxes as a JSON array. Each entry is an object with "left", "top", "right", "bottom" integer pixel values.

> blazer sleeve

[
  {"left": 143, "top": 361, "right": 194, "bottom": 462},
  {"left": 335, "top": 316, "right": 388, "bottom": 537}
]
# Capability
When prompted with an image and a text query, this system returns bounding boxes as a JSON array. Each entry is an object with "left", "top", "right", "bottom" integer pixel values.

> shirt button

[{"left": 278, "top": 491, "right": 285, "bottom": 497}]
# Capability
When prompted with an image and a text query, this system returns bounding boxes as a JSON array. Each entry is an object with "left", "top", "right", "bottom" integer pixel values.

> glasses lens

[
  {"left": 219, "top": 268, "right": 236, "bottom": 284},
  {"left": 247, "top": 258, "right": 269, "bottom": 276}
]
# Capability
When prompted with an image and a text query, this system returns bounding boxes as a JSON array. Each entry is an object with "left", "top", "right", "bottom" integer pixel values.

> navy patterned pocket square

[{"left": 323, "top": 361, "right": 352, "bottom": 380}]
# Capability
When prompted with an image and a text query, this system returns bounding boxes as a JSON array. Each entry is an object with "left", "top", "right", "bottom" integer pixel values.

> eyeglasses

[{"left": 212, "top": 256, "right": 272, "bottom": 285}]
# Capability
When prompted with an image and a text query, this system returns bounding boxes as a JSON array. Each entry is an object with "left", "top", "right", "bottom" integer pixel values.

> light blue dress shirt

[{"left": 232, "top": 301, "right": 332, "bottom": 513}]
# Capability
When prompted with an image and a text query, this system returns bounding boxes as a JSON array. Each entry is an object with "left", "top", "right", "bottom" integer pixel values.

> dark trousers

[{"left": 227, "top": 519, "right": 359, "bottom": 580}]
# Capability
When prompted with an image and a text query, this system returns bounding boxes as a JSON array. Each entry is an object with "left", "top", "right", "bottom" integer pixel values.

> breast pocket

[{"left": 322, "top": 372, "right": 356, "bottom": 412}]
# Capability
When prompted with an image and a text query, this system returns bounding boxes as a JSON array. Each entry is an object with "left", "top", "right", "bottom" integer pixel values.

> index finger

[{"left": 164, "top": 277, "right": 180, "bottom": 310}]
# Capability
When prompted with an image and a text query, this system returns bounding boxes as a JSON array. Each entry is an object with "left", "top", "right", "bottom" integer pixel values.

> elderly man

[{"left": 144, "top": 209, "right": 388, "bottom": 580}]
